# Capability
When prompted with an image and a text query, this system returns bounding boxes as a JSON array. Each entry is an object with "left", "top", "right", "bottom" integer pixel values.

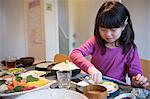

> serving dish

[
  {"left": 15, "top": 88, "right": 88, "bottom": 99},
  {"left": 0, "top": 74, "right": 55, "bottom": 97}
]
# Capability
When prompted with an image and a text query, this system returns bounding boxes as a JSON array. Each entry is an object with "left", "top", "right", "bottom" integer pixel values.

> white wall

[
  {"left": 0, "top": 0, "right": 2, "bottom": 59},
  {"left": 68, "top": 0, "right": 104, "bottom": 52},
  {"left": 123, "top": 0, "right": 150, "bottom": 60},
  {"left": 0, "top": 0, "right": 26, "bottom": 59}
]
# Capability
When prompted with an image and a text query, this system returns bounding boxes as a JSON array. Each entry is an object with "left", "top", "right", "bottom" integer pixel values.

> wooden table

[{"left": 1, "top": 64, "right": 150, "bottom": 99}]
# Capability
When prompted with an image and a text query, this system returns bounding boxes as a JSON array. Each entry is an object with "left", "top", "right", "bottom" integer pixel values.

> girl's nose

[{"left": 106, "top": 30, "right": 112, "bottom": 36}]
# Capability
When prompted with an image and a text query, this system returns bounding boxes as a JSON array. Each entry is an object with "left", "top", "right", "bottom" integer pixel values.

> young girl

[{"left": 70, "top": 1, "right": 149, "bottom": 87}]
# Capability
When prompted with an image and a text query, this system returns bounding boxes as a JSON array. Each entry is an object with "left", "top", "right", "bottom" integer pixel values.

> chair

[
  {"left": 140, "top": 59, "right": 150, "bottom": 89},
  {"left": 54, "top": 53, "right": 71, "bottom": 63}
]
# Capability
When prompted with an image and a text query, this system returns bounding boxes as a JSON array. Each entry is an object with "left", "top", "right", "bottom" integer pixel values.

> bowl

[{"left": 20, "top": 57, "right": 35, "bottom": 66}]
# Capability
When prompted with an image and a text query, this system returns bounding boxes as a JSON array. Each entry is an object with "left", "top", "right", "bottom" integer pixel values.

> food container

[{"left": 19, "top": 57, "right": 35, "bottom": 66}]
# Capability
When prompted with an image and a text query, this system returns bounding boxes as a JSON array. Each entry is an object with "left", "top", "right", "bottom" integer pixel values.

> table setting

[{"left": 0, "top": 58, "right": 150, "bottom": 99}]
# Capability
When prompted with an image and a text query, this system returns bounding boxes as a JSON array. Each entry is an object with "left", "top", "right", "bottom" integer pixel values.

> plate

[
  {"left": 36, "top": 62, "right": 56, "bottom": 69},
  {"left": 0, "top": 80, "right": 56, "bottom": 97},
  {"left": 7, "top": 68, "right": 27, "bottom": 75},
  {"left": 76, "top": 80, "right": 119, "bottom": 94},
  {"left": 19, "top": 70, "right": 46, "bottom": 78},
  {"left": 99, "top": 81, "right": 119, "bottom": 94},
  {"left": 15, "top": 88, "right": 88, "bottom": 99}
]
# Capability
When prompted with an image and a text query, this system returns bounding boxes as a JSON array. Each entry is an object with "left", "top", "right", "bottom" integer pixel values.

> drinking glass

[
  {"left": 56, "top": 70, "right": 72, "bottom": 89},
  {"left": 5, "top": 56, "right": 17, "bottom": 69}
]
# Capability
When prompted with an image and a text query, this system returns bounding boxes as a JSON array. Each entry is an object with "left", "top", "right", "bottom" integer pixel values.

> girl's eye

[
  {"left": 100, "top": 29, "right": 107, "bottom": 32},
  {"left": 111, "top": 29, "right": 117, "bottom": 31}
]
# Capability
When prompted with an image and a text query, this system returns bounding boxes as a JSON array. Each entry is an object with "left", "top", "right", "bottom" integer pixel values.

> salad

[{"left": 0, "top": 73, "right": 49, "bottom": 94}]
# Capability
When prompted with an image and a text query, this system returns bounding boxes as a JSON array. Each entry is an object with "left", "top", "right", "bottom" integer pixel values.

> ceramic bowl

[{"left": 20, "top": 57, "right": 35, "bottom": 66}]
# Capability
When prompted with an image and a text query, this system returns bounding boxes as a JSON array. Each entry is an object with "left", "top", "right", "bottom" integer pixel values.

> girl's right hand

[{"left": 87, "top": 66, "right": 102, "bottom": 84}]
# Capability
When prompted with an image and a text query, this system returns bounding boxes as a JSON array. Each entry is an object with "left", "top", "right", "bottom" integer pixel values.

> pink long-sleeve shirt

[{"left": 70, "top": 36, "right": 143, "bottom": 82}]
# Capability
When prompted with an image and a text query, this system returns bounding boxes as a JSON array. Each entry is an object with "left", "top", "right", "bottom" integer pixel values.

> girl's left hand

[{"left": 131, "top": 74, "right": 149, "bottom": 87}]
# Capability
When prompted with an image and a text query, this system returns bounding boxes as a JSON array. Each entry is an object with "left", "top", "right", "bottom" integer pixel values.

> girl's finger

[
  {"left": 135, "top": 74, "right": 141, "bottom": 80},
  {"left": 140, "top": 77, "right": 148, "bottom": 85},
  {"left": 139, "top": 76, "right": 145, "bottom": 84},
  {"left": 143, "top": 82, "right": 149, "bottom": 87}
]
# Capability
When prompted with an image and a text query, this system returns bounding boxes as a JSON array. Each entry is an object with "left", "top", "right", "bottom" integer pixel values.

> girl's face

[{"left": 99, "top": 27, "right": 123, "bottom": 43}]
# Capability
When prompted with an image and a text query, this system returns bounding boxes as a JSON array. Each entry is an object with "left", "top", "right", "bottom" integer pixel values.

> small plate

[{"left": 76, "top": 80, "right": 119, "bottom": 95}]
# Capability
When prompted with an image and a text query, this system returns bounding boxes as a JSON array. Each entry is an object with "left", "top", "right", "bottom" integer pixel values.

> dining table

[{"left": 0, "top": 62, "right": 150, "bottom": 99}]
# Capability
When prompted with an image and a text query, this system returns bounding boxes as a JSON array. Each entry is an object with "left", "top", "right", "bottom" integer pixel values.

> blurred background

[{"left": 0, "top": 0, "right": 149, "bottom": 62}]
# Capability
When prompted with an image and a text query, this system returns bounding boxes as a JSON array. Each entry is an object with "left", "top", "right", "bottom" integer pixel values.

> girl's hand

[
  {"left": 131, "top": 74, "right": 149, "bottom": 87},
  {"left": 87, "top": 66, "right": 102, "bottom": 84}
]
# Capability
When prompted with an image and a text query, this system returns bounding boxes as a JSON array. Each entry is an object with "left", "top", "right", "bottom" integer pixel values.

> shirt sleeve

[
  {"left": 69, "top": 36, "right": 95, "bottom": 73},
  {"left": 127, "top": 47, "right": 143, "bottom": 78}
]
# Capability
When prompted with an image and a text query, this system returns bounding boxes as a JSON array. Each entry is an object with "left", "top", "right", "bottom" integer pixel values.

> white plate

[
  {"left": 0, "top": 80, "right": 56, "bottom": 97},
  {"left": 19, "top": 70, "right": 46, "bottom": 78},
  {"left": 15, "top": 88, "right": 88, "bottom": 99},
  {"left": 36, "top": 63, "right": 55, "bottom": 68}
]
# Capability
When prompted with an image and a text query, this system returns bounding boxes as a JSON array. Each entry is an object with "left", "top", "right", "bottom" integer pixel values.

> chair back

[
  {"left": 140, "top": 59, "right": 150, "bottom": 89},
  {"left": 54, "top": 53, "right": 71, "bottom": 63}
]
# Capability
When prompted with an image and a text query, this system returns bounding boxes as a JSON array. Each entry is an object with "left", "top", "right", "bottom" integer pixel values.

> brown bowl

[
  {"left": 83, "top": 85, "right": 107, "bottom": 99},
  {"left": 20, "top": 57, "right": 35, "bottom": 66}
]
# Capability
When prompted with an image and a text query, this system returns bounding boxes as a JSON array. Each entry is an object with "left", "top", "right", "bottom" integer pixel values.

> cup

[
  {"left": 56, "top": 70, "right": 72, "bottom": 89},
  {"left": 83, "top": 85, "right": 107, "bottom": 99},
  {"left": 5, "top": 56, "right": 17, "bottom": 69}
]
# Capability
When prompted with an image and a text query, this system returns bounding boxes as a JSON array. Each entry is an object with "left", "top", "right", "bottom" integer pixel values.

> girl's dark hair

[{"left": 94, "top": 1, "right": 136, "bottom": 55}]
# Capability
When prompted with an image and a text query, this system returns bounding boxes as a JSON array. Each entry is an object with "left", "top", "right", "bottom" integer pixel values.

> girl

[{"left": 70, "top": 1, "right": 149, "bottom": 87}]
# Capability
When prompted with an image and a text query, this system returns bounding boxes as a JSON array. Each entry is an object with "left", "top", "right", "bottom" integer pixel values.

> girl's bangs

[{"left": 99, "top": 12, "right": 123, "bottom": 28}]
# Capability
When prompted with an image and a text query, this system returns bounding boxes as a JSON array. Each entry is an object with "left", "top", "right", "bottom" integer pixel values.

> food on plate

[
  {"left": 26, "top": 77, "right": 48, "bottom": 87},
  {"left": 19, "top": 70, "right": 46, "bottom": 78},
  {"left": 0, "top": 69, "right": 5, "bottom": 76},
  {"left": 0, "top": 72, "right": 13, "bottom": 82},
  {"left": 52, "top": 61, "right": 79, "bottom": 71},
  {"left": 99, "top": 81, "right": 119, "bottom": 93},
  {"left": 0, "top": 74, "right": 49, "bottom": 93},
  {"left": 7, "top": 68, "right": 26, "bottom": 75}
]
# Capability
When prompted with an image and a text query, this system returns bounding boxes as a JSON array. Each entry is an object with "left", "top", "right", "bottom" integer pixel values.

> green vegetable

[
  {"left": 16, "top": 75, "right": 23, "bottom": 82},
  {"left": 13, "top": 86, "right": 25, "bottom": 92},
  {"left": 99, "top": 81, "right": 105, "bottom": 84},
  {"left": 27, "top": 75, "right": 39, "bottom": 82},
  {"left": 0, "top": 80, "right": 6, "bottom": 86}
]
